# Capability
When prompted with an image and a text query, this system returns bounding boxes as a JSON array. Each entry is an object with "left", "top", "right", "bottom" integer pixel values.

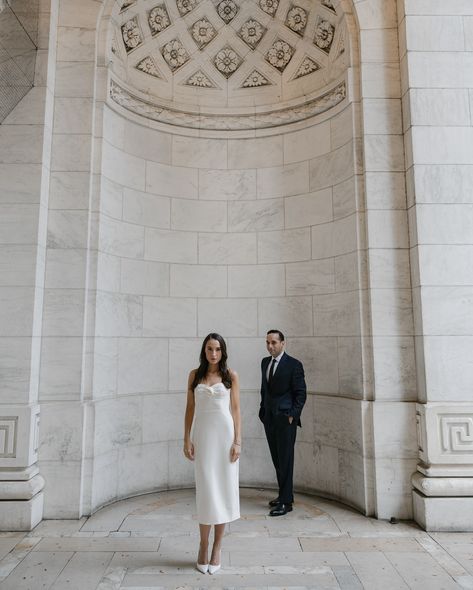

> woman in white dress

[{"left": 183, "top": 333, "right": 241, "bottom": 575}]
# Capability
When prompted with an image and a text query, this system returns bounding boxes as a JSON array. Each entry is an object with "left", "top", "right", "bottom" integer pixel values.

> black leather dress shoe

[
  {"left": 268, "top": 497, "right": 280, "bottom": 507},
  {"left": 269, "top": 503, "right": 293, "bottom": 517}
]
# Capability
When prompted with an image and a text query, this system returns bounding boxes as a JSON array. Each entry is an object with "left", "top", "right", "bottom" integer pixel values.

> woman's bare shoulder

[{"left": 228, "top": 368, "right": 239, "bottom": 379}]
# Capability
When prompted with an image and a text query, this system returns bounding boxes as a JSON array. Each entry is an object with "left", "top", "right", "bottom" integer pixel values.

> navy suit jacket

[{"left": 259, "top": 352, "right": 307, "bottom": 427}]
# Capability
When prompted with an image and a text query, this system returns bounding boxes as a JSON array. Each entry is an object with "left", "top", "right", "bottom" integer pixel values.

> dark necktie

[{"left": 268, "top": 358, "right": 276, "bottom": 384}]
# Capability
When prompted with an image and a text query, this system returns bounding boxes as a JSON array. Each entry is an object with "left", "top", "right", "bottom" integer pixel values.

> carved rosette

[
  {"left": 136, "top": 56, "right": 162, "bottom": 78},
  {"left": 162, "top": 38, "right": 190, "bottom": 71},
  {"left": 176, "top": 0, "right": 198, "bottom": 16},
  {"left": 185, "top": 70, "right": 217, "bottom": 88},
  {"left": 293, "top": 55, "right": 320, "bottom": 79},
  {"left": 314, "top": 17, "right": 335, "bottom": 53},
  {"left": 217, "top": 0, "right": 238, "bottom": 23},
  {"left": 238, "top": 19, "right": 266, "bottom": 49},
  {"left": 321, "top": 0, "right": 336, "bottom": 13},
  {"left": 214, "top": 46, "right": 242, "bottom": 78},
  {"left": 121, "top": 17, "right": 143, "bottom": 53},
  {"left": 242, "top": 70, "right": 271, "bottom": 88},
  {"left": 285, "top": 6, "right": 308, "bottom": 36},
  {"left": 191, "top": 18, "right": 217, "bottom": 49},
  {"left": 148, "top": 5, "right": 171, "bottom": 35},
  {"left": 265, "top": 39, "right": 294, "bottom": 72},
  {"left": 259, "top": 0, "right": 279, "bottom": 16}
]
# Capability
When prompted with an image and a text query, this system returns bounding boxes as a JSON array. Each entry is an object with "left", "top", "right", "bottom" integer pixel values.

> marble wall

[{"left": 81, "top": 99, "right": 369, "bottom": 512}]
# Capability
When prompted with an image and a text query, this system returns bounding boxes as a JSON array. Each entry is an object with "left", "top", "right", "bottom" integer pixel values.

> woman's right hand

[{"left": 183, "top": 442, "right": 194, "bottom": 461}]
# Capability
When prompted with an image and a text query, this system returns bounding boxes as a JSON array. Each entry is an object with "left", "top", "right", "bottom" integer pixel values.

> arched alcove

[{"left": 78, "top": 0, "right": 374, "bottom": 516}]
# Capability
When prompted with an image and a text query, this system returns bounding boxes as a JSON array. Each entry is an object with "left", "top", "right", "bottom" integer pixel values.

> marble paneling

[
  {"left": 168, "top": 337, "right": 201, "bottom": 391},
  {"left": 406, "top": 51, "right": 467, "bottom": 89},
  {"left": 145, "top": 228, "right": 197, "bottom": 264},
  {"left": 374, "top": 458, "right": 416, "bottom": 519},
  {"left": 102, "top": 141, "right": 145, "bottom": 191},
  {"left": 334, "top": 252, "right": 360, "bottom": 293},
  {"left": 99, "top": 215, "right": 144, "bottom": 259},
  {"left": 310, "top": 141, "right": 355, "bottom": 191},
  {"left": 143, "top": 297, "right": 196, "bottom": 337},
  {"left": 0, "top": 164, "right": 42, "bottom": 204},
  {"left": 97, "top": 253, "right": 121, "bottom": 293},
  {"left": 367, "top": 209, "right": 408, "bottom": 249},
  {"left": 120, "top": 259, "right": 169, "bottom": 297},
  {"left": 92, "top": 337, "right": 118, "bottom": 398},
  {"left": 312, "top": 214, "right": 357, "bottom": 259},
  {"left": 123, "top": 120, "right": 171, "bottom": 164},
  {"left": 0, "top": 245, "right": 37, "bottom": 286},
  {"left": 47, "top": 210, "right": 88, "bottom": 250},
  {"left": 55, "top": 61, "right": 95, "bottom": 97},
  {"left": 289, "top": 338, "right": 339, "bottom": 393},
  {"left": 337, "top": 337, "right": 363, "bottom": 396},
  {"left": 142, "top": 393, "right": 185, "bottom": 443},
  {"left": 228, "top": 136, "right": 283, "bottom": 169},
  {"left": 363, "top": 98, "right": 402, "bottom": 135},
  {"left": 227, "top": 338, "right": 263, "bottom": 391},
  {"left": 94, "top": 397, "right": 142, "bottom": 455},
  {"left": 167, "top": 440, "right": 194, "bottom": 488},
  {"left": 417, "top": 245, "right": 473, "bottom": 286},
  {"left": 170, "top": 264, "right": 227, "bottom": 297},
  {"left": 117, "top": 338, "right": 168, "bottom": 394},
  {"left": 122, "top": 189, "right": 170, "bottom": 230},
  {"left": 91, "top": 451, "right": 119, "bottom": 509},
  {"left": 198, "top": 232, "right": 257, "bottom": 265},
  {"left": 42, "top": 289, "right": 84, "bottom": 337},
  {"left": 420, "top": 286, "right": 473, "bottom": 336},
  {"left": 365, "top": 171, "right": 407, "bottom": 209},
  {"left": 99, "top": 177, "right": 123, "bottom": 219},
  {"left": 57, "top": 0, "right": 101, "bottom": 28},
  {"left": 39, "top": 402, "right": 83, "bottom": 461},
  {"left": 258, "top": 228, "right": 311, "bottom": 264},
  {"left": 368, "top": 249, "right": 411, "bottom": 289},
  {"left": 51, "top": 134, "right": 92, "bottom": 172},
  {"left": 256, "top": 162, "right": 309, "bottom": 199},
  {"left": 372, "top": 402, "right": 418, "bottom": 459},
  {"left": 117, "top": 442, "right": 169, "bottom": 498},
  {"left": 409, "top": 88, "right": 470, "bottom": 126},
  {"left": 361, "top": 62, "right": 401, "bottom": 99},
  {"left": 228, "top": 199, "right": 284, "bottom": 232},
  {"left": 412, "top": 127, "right": 473, "bottom": 165},
  {"left": 405, "top": 15, "right": 464, "bottom": 51},
  {"left": 286, "top": 258, "right": 335, "bottom": 296},
  {"left": 258, "top": 297, "right": 314, "bottom": 337},
  {"left": 146, "top": 161, "right": 198, "bottom": 199},
  {"left": 95, "top": 291, "right": 142, "bottom": 338},
  {"left": 171, "top": 198, "right": 226, "bottom": 232},
  {"left": 413, "top": 165, "right": 473, "bottom": 204},
  {"left": 314, "top": 291, "right": 361, "bottom": 337},
  {"left": 0, "top": 204, "right": 39, "bottom": 244},
  {"left": 39, "top": 337, "right": 82, "bottom": 398},
  {"left": 333, "top": 177, "right": 357, "bottom": 220},
  {"left": 372, "top": 336, "right": 417, "bottom": 400},
  {"left": 339, "top": 449, "right": 367, "bottom": 512},
  {"left": 198, "top": 298, "right": 257, "bottom": 337},
  {"left": 49, "top": 171, "right": 90, "bottom": 210},
  {"left": 53, "top": 98, "right": 93, "bottom": 135},
  {"left": 0, "top": 125, "right": 43, "bottom": 164},
  {"left": 45, "top": 249, "right": 86, "bottom": 289},
  {"left": 198, "top": 168, "right": 256, "bottom": 200},
  {"left": 0, "top": 338, "right": 32, "bottom": 400},
  {"left": 284, "top": 188, "right": 333, "bottom": 229},
  {"left": 172, "top": 136, "right": 227, "bottom": 169},
  {"left": 370, "top": 288, "right": 414, "bottom": 336},
  {"left": 283, "top": 121, "right": 331, "bottom": 164},
  {"left": 364, "top": 134, "right": 405, "bottom": 172},
  {"left": 228, "top": 264, "right": 285, "bottom": 297},
  {"left": 416, "top": 204, "right": 473, "bottom": 245},
  {"left": 313, "top": 397, "right": 364, "bottom": 455},
  {"left": 40, "top": 460, "right": 82, "bottom": 518}
]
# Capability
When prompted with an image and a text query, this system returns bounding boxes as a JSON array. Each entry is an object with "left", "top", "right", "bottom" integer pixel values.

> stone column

[
  {"left": 0, "top": 0, "right": 55, "bottom": 530},
  {"left": 399, "top": 1, "right": 473, "bottom": 530}
]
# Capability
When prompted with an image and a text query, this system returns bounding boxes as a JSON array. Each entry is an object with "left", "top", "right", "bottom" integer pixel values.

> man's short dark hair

[{"left": 267, "top": 329, "right": 285, "bottom": 342}]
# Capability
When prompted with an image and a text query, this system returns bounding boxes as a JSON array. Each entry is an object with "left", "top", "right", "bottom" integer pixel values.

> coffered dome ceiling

[{"left": 109, "top": 0, "right": 350, "bottom": 131}]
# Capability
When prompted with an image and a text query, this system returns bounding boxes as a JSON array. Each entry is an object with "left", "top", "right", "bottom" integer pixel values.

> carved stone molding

[
  {"left": 0, "top": 405, "right": 40, "bottom": 468},
  {"left": 416, "top": 403, "right": 473, "bottom": 476},
  {"left": 109, "top": 78, "right": 347, "bottom": 132}
]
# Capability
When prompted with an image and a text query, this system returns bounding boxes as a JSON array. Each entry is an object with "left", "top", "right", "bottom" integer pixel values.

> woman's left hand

[{"left": 230, "top": 443, "right": 240, "bottom": 462}]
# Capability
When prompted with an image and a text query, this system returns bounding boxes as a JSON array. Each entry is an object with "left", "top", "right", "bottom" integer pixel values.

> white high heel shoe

[
  {"left": 208, "top": 563, "right": 221, "bottom": 575},
  {"left": 196, "top": 563, "right": 208, "bottom": 574}
]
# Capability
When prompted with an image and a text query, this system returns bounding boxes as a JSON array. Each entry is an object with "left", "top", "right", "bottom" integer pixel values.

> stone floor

[{"left": 1, "top": 488, "right": 473, "bottom": 589}]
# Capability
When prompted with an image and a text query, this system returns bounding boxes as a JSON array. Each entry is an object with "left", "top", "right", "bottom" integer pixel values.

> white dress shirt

[{"left": 266, "top": 351, "right": 285, "bottom": 381}]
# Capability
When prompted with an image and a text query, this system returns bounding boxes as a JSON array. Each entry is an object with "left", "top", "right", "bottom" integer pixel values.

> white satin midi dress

[{"left": 192, "top": 383, "right": 240, "bottom": 525}]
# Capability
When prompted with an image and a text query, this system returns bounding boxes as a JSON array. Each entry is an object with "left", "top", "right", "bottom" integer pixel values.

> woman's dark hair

[{"left": 191, "top": 333, "right": 232, "bottom": 390}]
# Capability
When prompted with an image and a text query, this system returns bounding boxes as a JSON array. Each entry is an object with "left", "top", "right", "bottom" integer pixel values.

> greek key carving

[
  {"left": 440, "top": 414, "right": 473, "bottom": 453},
  {"left": 0, "top": 417, "right": 18, "bottom": 458}
]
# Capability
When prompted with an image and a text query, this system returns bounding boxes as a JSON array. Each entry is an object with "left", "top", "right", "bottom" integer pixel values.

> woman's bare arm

[
  {"left": 183, "top": 370, "right": 196, "bottom": 461},
  {"left": 229, "top": 369, "right": 241, "bottom": 463}
]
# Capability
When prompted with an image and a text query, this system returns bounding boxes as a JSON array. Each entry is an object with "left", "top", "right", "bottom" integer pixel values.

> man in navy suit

[{"left": 259, "top": 329, "right": 307, "bottom": 516}]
